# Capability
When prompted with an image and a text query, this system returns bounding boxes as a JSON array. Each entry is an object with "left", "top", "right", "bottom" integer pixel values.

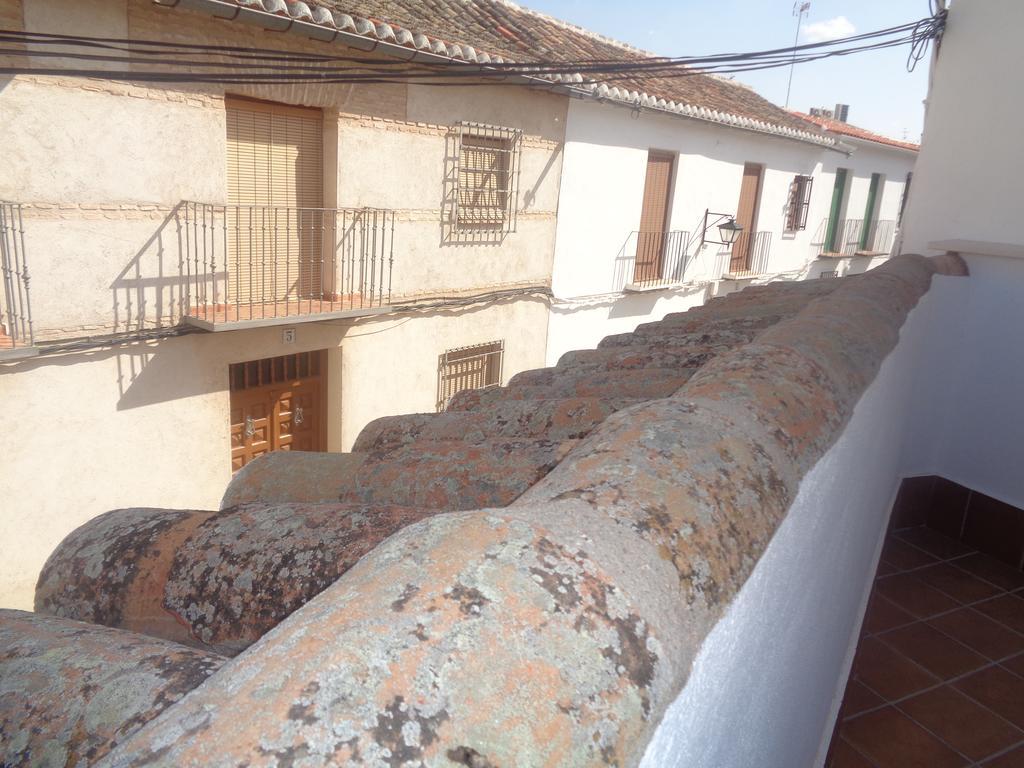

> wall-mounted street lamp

[{"left": 699, "top": 209, "right": 744, "bottom": 247}]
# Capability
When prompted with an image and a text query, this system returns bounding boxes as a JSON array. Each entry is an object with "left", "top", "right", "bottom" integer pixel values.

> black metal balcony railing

[
  {"left": 726, "top": 230, "right": 772, "bottom": 277},
  {"left": 179, "top": 203, "right": 395, "bottom": 327},
  {"left": 614, "top": 230, "right": 691, "bottom": 291},
  {"left": 821, "top": 218, "right": 897, "bottom": 256},
  {"left": 0, "top": 202, "right": 34, "bottom": 352}
]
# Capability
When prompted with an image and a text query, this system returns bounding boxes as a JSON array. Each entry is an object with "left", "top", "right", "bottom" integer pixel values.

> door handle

[
  {"left": 244, "top": 416, "right": 256, "bottom": 438},
  {"left": 294, "top": 406, "right": 304, "bottom": 426}
]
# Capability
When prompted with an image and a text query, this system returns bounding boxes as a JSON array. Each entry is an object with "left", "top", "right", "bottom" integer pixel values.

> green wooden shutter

[
  {"left": 824, "top": 168, "right": 848, "bottom": 252},
  {"left": 860, "top": 173, "right": 882, "bottom": 250}
]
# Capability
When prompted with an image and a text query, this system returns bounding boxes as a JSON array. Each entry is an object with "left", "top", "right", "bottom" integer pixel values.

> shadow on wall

[
  {"left": 607, "top": 291, "right": 662, "bottom": 319},
  {"left": 109, "top": 204, "right": 191, "bottom": 335},
  {"left": 113, "top": 333, "right": 223, "bottom": 411},
  {"left": 805, "top": 255, "right": 874, "bottom": 280},
  {"left": 2, "top": 331, "right": 220, "bottom": 411}
]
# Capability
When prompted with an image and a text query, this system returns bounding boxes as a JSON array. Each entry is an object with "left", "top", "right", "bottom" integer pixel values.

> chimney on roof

[{"left": 834, "top": 103, "right": 850, "bottom": 122}]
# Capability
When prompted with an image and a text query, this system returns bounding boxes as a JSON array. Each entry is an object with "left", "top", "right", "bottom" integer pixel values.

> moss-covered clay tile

[{"left": 8, "top": 254, "right": 968, "bottom": 767}]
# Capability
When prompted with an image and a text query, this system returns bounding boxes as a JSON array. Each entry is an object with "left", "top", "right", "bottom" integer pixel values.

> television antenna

[{"left": 785, "top": 2, "right": 811, "bottom": 108}]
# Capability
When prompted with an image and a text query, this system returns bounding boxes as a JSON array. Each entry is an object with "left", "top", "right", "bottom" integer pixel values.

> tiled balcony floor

[
  {"left": 827, "top": 526, "right": 1024, "bottom": 767},
  {"left": 185, "top": 295, "right": 382, "bottom": 326}
]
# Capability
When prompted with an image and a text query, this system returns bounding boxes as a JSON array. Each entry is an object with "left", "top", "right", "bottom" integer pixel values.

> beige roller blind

[{"left": 225, "top": 98, "right": 324, "bottom": 304}]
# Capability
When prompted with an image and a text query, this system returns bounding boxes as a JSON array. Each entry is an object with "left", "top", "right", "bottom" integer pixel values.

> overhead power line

[{"left": 0, "top": 8, "right": 945, "bottom": 87}]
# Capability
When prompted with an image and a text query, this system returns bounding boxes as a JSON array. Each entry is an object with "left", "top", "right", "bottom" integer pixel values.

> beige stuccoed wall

[
  {"left": 1, "top": 0, "right": 566, "bottom": 335},
  {"left": 0, "top": 296, "right": 549, "bottom": 610},
  {"left": 0, "top": 0, "right": 562, "bottom": 607}
]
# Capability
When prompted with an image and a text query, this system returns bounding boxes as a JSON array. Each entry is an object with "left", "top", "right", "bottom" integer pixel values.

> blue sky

[{"left": 522, "top": 0, "right": 932, "bottom": 141}]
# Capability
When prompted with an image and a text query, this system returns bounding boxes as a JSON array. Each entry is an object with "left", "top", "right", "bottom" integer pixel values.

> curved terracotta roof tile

[
  {"left": 184, "top": 0, "right": 835, "bottom": 145},
  {"left": 34, "top": 273, "right": 819, "bottom": 655},
  {"left": 792, "top": 111, "right": 920, "bottom": 151},
  {"left": 9, "top": 255, "right": 972, "bottom": 765},
  {"left": 0, "top": 610, "right": 224, "bottom": 767}
]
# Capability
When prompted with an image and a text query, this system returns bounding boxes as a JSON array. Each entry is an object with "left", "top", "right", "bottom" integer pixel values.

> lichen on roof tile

[{"left": 8, "top": 255, "right": 972, "bottom": 766}]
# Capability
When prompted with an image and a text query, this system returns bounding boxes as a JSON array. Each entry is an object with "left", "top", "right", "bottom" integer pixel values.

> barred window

[
  {"left": 437, "top": 340, "right": 504, "bottom": 411},
  {"left": 785, "top": 174, "right": 814, "bottom": 231},
  {"left": 455, "top": 123, "right": 521, "bottom": 233}
]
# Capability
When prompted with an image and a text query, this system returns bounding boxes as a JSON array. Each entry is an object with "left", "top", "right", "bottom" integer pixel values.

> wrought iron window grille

[
  {"left": 785, "top": 175, "right": 814, "bottom": 232},
  {"left": 437, "top": 339, "right": 504, "bottom": 412},
  {"left": 444, "top": 122, "right": 522, "bottom": 244}
]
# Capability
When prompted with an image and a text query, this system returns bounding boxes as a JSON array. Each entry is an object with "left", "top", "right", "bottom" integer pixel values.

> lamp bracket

[{"left": 700, "top": 208, "right": 740, "bottom": 247}]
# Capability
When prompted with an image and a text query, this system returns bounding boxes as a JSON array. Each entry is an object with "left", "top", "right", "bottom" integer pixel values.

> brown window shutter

[
  {"left": 638, "top": 151, "right": 674, "bottom": 233},
  {"left": 225, "top": 98, "right": 324, "bottom": 304},
  {"left": 635, "top": 150, "right": 675, "bottom": 282}
]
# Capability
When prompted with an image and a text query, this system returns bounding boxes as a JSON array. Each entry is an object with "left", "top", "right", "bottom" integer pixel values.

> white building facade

[{"left": 546, "top": 98, "right": 917, "bottom": 365}]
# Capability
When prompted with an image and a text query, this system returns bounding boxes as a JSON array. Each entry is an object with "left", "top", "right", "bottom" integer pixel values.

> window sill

[
  {"left": 721, "top": 271, "right": 765, "bottom": 280},
  {"left": 623, "top": 279, "right": 687, "bottom": 293}
]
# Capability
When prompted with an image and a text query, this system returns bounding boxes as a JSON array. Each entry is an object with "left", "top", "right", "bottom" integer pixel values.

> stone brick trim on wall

[{"left": 6, "top": 255, "right": 968, "bottom": 765}]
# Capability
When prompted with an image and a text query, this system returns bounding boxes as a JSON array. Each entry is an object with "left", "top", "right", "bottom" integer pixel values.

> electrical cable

[
  {"left": 0, "top": 9, "right": 946, "bottom": 85},
  {"left": 9, "top": 286, "right": 554, "bottom": 359}
]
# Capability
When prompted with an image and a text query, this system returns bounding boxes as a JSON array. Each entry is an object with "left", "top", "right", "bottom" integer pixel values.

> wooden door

[
  {"left": 731, "top": 162, "right": 764, "bottom": 272},
  {"left": 230, "top": 389, "right": 274, "bottom": 471},
  {"left": 634, "top": 151, "right": 675, "bottom": 282},
  {"left": 225, "top": 98, "right": 324, "bottom": 305},
  {"left": 275, "top": 381, "right": 321, "bottom": 452},
  {"left": 229, "top": 351, "right": 326, "bottom": 473}
]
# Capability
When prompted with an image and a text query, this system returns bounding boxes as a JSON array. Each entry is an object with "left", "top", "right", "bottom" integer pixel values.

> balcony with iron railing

[
  {"left": 0, "top": 202, "right": 35, "bottom": 360},
  {"left": 723, "top": 230, "right": 773, "bottom": 278},
  {"left": 818, "top": 218, "right": 897, "bottom": 258},
  {"left": 179, "top": 203, "right": 395, "bottom": 330},
  {"left": 613, "top": 230, "right": 692, "bottom": 292}
]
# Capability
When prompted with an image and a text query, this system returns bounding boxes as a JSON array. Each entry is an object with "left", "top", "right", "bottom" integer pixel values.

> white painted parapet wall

[{"left": 642, "top": 240, "right": 1024, "bottom": 765}]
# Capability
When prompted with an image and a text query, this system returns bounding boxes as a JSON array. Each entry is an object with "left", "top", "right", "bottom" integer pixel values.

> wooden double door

[{"left": 229, "top": 351, "right": 326, "bottom": 473}]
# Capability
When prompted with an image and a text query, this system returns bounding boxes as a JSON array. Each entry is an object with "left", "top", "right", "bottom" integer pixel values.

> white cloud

[{"left": 801, "top": 16, "right": 856, "bottom": 44}]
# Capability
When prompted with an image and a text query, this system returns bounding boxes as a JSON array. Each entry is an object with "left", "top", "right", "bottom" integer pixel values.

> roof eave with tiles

[
  {"left": 160, "top": 0, "right": 838, "bottom": 148},
  {"left": 1, "top": 254, "right": 969, "bottom": 766},
  {"left": 792, "top": 111, "right": 920, "bottom": 152}
]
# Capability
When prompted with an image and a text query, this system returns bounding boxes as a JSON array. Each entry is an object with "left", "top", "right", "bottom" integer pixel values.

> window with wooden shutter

[
  {"left": 225, "top": 98, "right": 324, "bottom": 304},
  {"left": 454, "top": 122, "right": 521, "bottom": 234},
  {"left": 437, "top": 340, "right": 504, "bottom": 411},
  {"left": 785, "top": 174, "right": 813, "bottom": 231}
]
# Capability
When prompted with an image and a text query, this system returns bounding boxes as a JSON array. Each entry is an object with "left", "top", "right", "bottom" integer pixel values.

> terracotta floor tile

[
  {"left": 881, "top": 538, "right": 940, "bottom": 572},
  {"left": 863, "top": 594, "right": 917, "bottom": 635},
  {"left": 974, "top": 594, "right": 1024, "bottom": 635},
  {"left": 954, "top": 554, "right": 1024, "bottom": 592},
  {"left": 955, "top": 666, "right": 1024, "bottom": 729},
  {"left": 896, "top": 526, "right": 977, "bottom": 561},
  {"left": 841, "top": 706, "right": 967, "bottom": 768},
  {"left": 880, "top": 622, "right": 989, "bottom": 680},
  {"left": 828, "top": 738, "right": 877, "bottom": 768},
  {"left": 852, "top": 636, "right": 940, "bottom": 701},
  {"left": 898, "top": 685, "right": 1024, "bottom": 762},
  {"left": 981, "top": 743, "right": 1024, "bottom": 766},
  {"left": 876, "top": 558, "right": 899, "bottom": 577},
  {"left": 876, "top": 572, "right": 963, "bottom": 618},
  {"left": 929, "top": 609, "right": 1024, "bottom": 661},
  {"left": 842, "top": 679, "right": 886, "bottom": 719},
  {"left": 1002, "top": 653, "right": 1024, "bottom": 679},
  {"left": 915, "top": 562, "right": 1005, "bottom": 604}
]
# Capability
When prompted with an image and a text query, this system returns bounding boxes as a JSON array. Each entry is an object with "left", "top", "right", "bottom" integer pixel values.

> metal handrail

[
  {"left": 614, "top": 230, "right": 692, "bottom": 290},
  {"left": 0, "top": 202, "right": 34, "bottom": 349},
  {"left": 179, "top": 202, "right": 395, "bottom": 324}
]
